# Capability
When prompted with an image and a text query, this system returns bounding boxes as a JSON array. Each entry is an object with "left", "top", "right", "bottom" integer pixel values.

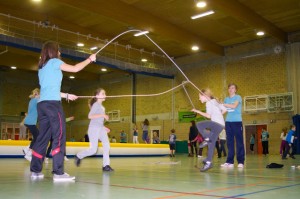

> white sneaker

[
  {"left": 197, "top": 155, "right": 203, "bottom": 158},
  {"left": 221, "top": 163, "right": 234, "bottom": 168},
  {"left": 64, "top": 156, "right": 69, "bottom": 161},
  {"left": 31, "top": 172, "right": 44, "bottom": 179},
  {"left": 44, "top": 157, "right": 49, "bottom": 164},
  {"left": 237, "top": 163, "right": 244, "bottom": 168},
  {"left": 53, "top": 173, "right": 75, "bottom": 182},
  {"left": 24, "top": 151, "right": 32, "bottom": 162}
]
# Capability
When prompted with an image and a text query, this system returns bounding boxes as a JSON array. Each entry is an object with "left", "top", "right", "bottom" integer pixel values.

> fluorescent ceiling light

[
  {"left": 191, "top": 46, "right": 199, "bottom": 51},
  {"left": 196, "top": 1, "right": 207, "bottom": 8},
  {"left": 256, "top": 31, "right": 265, "bottom": 36},
  {"left": 69, "top": 76, "right": 75, "bottom": 79},
  {"left": 141, "top": 58, "right": 148, "bottom": 62},
  {"left": 191, "top": 10, "right": 214, "bottom": 19},
  {"left": 134, "top": 31, "right": 149, "bottom": 37},
  {"left": 90, "top": 46, "right": 98, "bottom": 50},
  {"left": 101, "top": 68, "right": 107, "bottom": 72},
  {"left": 77, "top": 43, "right": 84, "bottom": 47},
  {"left": 32, "top": 0, "right": 42, "bottom": 2},
  {"left": 11, "top": 66, "right": 17, "bottom": 69}
]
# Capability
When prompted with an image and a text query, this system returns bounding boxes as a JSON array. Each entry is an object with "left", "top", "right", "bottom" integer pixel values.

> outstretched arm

[
  {"left": 60, "top": 54, "right": 96, "bottom": 73},
  {"left": 61, "top": 93, "right": 78, "bottom": 101}
]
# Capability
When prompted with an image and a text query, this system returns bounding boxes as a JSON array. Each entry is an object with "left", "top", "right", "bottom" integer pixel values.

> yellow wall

[{"left": 0, "top": 38, "right": 297, "bottom": 155}]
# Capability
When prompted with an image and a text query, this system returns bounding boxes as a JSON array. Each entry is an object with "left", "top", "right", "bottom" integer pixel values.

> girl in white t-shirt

[{"left": 192, "top": 89, "right": 227, "bottom": 172}]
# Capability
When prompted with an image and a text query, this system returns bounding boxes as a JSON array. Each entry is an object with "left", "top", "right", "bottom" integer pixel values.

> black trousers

[
  {"left": 30, "top": 101, "right": 66, "bottom": 175},
  {"left": 190, "top": 141, "right": 197, "bottom": 155},
  {"left": 25, "top": 124, "right": 39, "bottom": 149},
  {"left": 262, "top": 141, "right": 269, "bottom": 155},
  {"left": 46, "top": 138, "right": 67, "bottom": 158}
]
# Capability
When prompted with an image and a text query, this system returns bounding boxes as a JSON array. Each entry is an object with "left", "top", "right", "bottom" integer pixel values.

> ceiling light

[
  {"left": 196, "top": 1, "right": 207, "bottom": 8},
  {"left": 11, "top": 66, "right": 17, "bottom": 69},
  {"left": 256, "top": 31, "right": 265, "bottom": 36},
  {"left": 69, "top": 76, "right": 75, "bottom": 79},
  {"left": 101, "top": 68, "right": 107, "bottom": 72},
  {"left": 90, "top": 46, "right": 98, "bottom": 50},
  {"left": 191, "top": 10, "right": 214, "bottom": 19},
  {"left": 32, "top": 0, "right": 42, "bottom": 2},
  {"left": 77, "top": 43, "right": 84, "bottom": 47},
  {"left": 134, "top": 31, "right": 149, "bottom": 37},
  {"left": 191, "top": 46, "right": 199, "bottom": 51},
  {"left": 141, "top": 58, "right": 147, "bottom": 62}
]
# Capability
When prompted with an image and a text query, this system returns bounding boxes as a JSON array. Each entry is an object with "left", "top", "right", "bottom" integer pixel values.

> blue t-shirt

[
  {"left": 286, "top": 130, "right": 294, "bottom": 144},
  {"left": 224, "top": 94, "right": 242, "bottom": 122},
  {"left": 38, "top": 58, "right": 63, "bottom": 102},
  {"left": 24, "top": 98, "right": 38, "bottom": 125}
]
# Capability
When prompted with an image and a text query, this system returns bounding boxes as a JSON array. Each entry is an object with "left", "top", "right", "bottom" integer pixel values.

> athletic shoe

[
  {"left": 282, "top": 157, "right": 288, "bottom": 160},
  {"left": 31, "top": 172, "right": 44, "bottom": 179},
  {"left": 221, "top": 163, "right": 234, "bottom": 168},
  {"left": 45, "top": 157, "right": 49, "bottom": 164},
  {"left": 202, "top": 160, "right": 207, "bottom": 164},
  {"left": 74, "top": 156, "right": 81, "bottom": 167},
  {"left": 64, "top": 156, "right": 69, "bottom": 161},
  {"left": 53, "top": 173, "right": 75, "bottom": 182},
  {"left": 24, "top": 153, "right": 32, "bottom": 162},
  {"left": 291, "top": 156, "right": 296, "bottom": 159},
  {"left": 199, "top": 141, "right": 208, "bottom": 148},
  {"left": 237, "top": 163, "right": 244, "bottom": 168},
  {"left": 200, "top": 162, "right": 213, "bottom": 172},
  {"left": 197, "top": 155, "right": 203, "bottom": 158},
  {"left": 102, "top": 165, "right": 114, "bottom": 172}
]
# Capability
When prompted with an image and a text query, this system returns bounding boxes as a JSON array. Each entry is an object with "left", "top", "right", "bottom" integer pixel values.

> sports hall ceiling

[{"left": 0, "top": 0, "right": 300, "bottom": 79}]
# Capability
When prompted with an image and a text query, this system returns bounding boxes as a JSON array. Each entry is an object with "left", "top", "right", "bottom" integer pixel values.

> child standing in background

[
  {"left": 75, "top": 88, "right": 114, "bottom": 172},
  {"left": 142, "top": 119, "right": 150, "bottom": 144},
  {"left": 169, "top": 129, "right": 177, "bottom": 157},
  {"left": 132, "top": 123, "right": 139, "bottom": 144},
  {"left": 191, "top": 132, "right": 204, "bottom": 158},
  {"left": 250, "top": 134, "right": 255, "bottom": 154},
  {"left": 280, "top": 127, "right": 288, "bottom": 156}
]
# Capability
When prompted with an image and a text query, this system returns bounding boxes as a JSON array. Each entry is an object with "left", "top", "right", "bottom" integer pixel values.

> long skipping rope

[{"left": 77, "top": 29, "right": 211, "bottom": 108}]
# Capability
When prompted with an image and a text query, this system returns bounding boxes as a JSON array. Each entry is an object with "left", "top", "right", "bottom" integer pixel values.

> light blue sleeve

[{"left": 52, "top": 58, "right": 64, "bottom": 70}]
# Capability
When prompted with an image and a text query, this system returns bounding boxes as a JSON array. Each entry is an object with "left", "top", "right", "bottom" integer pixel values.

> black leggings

[{"left": 25, "top": 125, "right": 39, "bottom": 149}]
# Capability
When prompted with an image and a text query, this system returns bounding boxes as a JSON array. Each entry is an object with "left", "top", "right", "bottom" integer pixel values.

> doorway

[{"left": 244, "top": 124, "right": 268, "bottom": 155}]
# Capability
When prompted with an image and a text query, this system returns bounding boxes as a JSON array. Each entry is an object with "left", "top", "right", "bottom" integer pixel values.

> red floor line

[{"left": 77, "top": 180, "right": 247, "bottom": 199}]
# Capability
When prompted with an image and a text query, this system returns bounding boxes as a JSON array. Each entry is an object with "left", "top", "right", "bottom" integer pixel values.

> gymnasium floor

[{"left": 0, "top": 155, "right": 299, "bottom": 199}]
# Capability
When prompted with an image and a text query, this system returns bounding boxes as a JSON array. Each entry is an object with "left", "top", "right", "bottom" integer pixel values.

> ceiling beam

[
  {"left": 209, "top": 0, "right": 288, "bottom": 42},
  {"left": 58, "top": 0, "right": 224, "bottom": 56}
]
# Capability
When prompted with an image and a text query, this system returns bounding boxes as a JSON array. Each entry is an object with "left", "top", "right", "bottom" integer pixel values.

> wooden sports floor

[{"left": 0, "top": 154, "right": 299, "bottom": 199}]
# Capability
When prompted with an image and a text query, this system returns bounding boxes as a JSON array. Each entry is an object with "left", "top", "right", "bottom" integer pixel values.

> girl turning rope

[
  {"left": 192, "top": 89, "right": 227, "bottom": 172},
  {"left": 75, "top": 88, "right": 114, "bottom": 172}
]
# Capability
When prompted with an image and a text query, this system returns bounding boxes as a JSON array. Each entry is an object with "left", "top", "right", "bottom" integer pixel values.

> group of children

[{"left": 22, "top": 40, "right": 297, "bottom": 182}]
